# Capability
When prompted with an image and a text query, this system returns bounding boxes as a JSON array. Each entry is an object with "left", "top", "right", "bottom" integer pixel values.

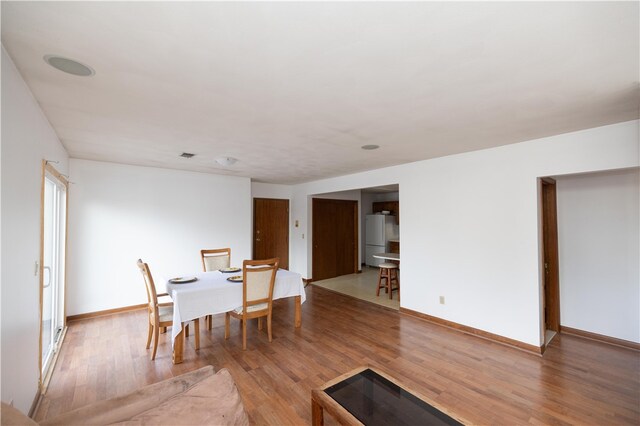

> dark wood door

[
  {"left": 253, "top": 198, "right": 289, "bottom": 269},
  {"left": 312, "top": 198, "right": 358, "bottom": 281},
  {"left": 542, "top": 178, "right": 560, "bottom": 332}
]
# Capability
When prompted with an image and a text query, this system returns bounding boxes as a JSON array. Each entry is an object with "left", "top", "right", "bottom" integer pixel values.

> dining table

[{"left": 165, "top": 268, "right": 306, "bottom": 364}]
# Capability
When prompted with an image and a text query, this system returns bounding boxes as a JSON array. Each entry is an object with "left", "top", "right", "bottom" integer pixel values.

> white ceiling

[{"left": 2, "top": 2, "right": 638, "bottom": 184}]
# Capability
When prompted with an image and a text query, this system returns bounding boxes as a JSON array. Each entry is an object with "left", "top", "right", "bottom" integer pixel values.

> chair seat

[
  {"left": 157, "top": 305, "right": 174, "bottom": 323},
  {"left": 233, "top": 303, "right": 268, "bottom": 314},
  {"left": 379, "top": 262, "right": 398, "bottom": 269}
]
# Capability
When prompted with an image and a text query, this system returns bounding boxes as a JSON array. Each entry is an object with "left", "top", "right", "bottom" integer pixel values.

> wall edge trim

[
  {"left": 399, "top": 307, "right": 543, "bottom": 356},
  {"left": 561, "top": 326, "right": 640, "bottom": 351},
  {"left": 67, "top": 304, "right": 146, "bottom": 322},
  {"left": 28, "top": 388, "right": 42, "bottom": 419}
]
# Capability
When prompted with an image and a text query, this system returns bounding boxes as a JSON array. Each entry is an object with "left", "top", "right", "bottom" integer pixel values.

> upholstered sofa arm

[{"left": 35, "top": 366, "right": 249, "bottom": 426}]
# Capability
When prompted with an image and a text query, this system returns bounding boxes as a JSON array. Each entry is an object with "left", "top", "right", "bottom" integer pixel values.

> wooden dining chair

[
  {"left": 201, "top": 248, "right": 232, "bottom": 329},
  {"left": 201, "top": 248, "right": 231, "bottom": 271},
  {"left": 137, "top": 259, "right": 200, "bottom": 360},
  {"left": 225, "top": 258, "right": 279, "bottom": 350}
]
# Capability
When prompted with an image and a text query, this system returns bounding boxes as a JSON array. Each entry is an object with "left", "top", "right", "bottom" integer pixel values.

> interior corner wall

[
  {"left": 1, "top": 46, "right": 69, "bottom": 413},
  {"left": 67, "top": 160, "right": 252, "bottom": 316},
  {"left": 556, "top": 168, "right": 640, "bottom": 342},
  {"left": 360, "top": 191, "right": 375, "bottom": 263},
  {"left": 290, "top": 120, "right": 639, "bottom": 347}
]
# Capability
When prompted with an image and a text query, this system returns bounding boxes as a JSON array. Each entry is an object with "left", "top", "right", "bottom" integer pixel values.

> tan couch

[{"left": 1, "top": 366, "right": 249, "bottom": 426}]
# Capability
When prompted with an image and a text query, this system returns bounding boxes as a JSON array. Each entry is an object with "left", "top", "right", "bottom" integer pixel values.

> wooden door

[
  {"left": 312, "top": 198, "right": 358, "bottom": 281},
  {"left": 253, "top": 198, "right": 289, "bottom": 270},
  {"left": 542, "top": 178, "right": 560, "bottom": 332}
]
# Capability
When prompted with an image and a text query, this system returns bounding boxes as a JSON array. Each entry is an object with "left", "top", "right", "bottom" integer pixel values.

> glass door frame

[{"left": 39, "top": 160, "right": 69, "bottom": 391}]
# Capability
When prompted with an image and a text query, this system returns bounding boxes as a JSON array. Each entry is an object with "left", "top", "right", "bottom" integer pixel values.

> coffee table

[{"left": 311, "top": 366, "right": 466, "bottom": 426}]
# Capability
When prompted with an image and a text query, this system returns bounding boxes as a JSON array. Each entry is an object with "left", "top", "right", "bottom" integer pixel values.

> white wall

[
  {"left": 251, "top": 182, "right": 292, "bottom": 200},
  {"left": 1, "top": 47, "right": 69, "bottom": 413},
  {"left": 67, "top": 160, "right": 252, "bottom": 315},
  {"left": 556, "top": 168, "right": 639, "bottom": 342},
  {"left": 361, "top": 192, "right": 375, "bottom": 216},
  {"left": 290, "top": 120, "right": 639, "bottom": 347}
]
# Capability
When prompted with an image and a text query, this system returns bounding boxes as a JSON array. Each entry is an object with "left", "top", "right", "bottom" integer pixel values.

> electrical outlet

[
  {"left": 302, "top": 233, "right": 305, "bottom": 239},
  {"left": 439, "top": 296, "right": 445, "bottom": 305},
  {"left": 9, "top": 399, "right": 13, "bottom": 406}
]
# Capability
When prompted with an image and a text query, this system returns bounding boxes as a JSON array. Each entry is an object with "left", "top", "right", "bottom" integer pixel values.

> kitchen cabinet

[
  {"left": 372, "top": 201, "right": 399, "bottom": 224},
  {"left": 389, "top": 240, "right": 399, "bottom": 254}
]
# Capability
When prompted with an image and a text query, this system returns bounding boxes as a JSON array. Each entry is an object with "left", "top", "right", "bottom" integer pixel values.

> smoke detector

[{"left": 215, "top": 157, "right": 238, "bottom": 166}]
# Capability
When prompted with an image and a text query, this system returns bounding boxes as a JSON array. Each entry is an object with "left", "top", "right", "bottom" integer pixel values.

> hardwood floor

[{"left": 36, "top": 286, "right": 639, "bottom": 425}]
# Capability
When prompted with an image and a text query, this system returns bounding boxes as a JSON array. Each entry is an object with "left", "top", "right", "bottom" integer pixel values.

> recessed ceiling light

[
  {"left": 215, "top": 156, "right": 238, "bottom": 166},
  {"left": 361, "top": 144, "right": 380, "bottom": 150},
  {"left": 180, "top": 152, "right": 196, "bottom": 158},
  {"left": 44, "top": 55, "right": 95, "bottom": 76}
]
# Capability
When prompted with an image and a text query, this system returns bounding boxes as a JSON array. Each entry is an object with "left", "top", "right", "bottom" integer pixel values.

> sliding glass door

[{"left": 41, "top": 164, "right": 67, "bottom": 385}]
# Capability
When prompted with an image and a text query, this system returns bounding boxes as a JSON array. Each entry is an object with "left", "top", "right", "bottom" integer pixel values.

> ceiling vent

[{"left": 180, "top": 152, "right": 196, "bottom": 158}]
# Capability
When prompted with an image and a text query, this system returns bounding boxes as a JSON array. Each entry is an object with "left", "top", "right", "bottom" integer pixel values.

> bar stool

[{"left": 376, "top": 262, "right": 399, "bottom": 299}]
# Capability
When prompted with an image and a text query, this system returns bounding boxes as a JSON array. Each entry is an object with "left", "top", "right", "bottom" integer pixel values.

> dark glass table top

[{"left": 324, "top": 368, "right": 463, "bottom": 426}]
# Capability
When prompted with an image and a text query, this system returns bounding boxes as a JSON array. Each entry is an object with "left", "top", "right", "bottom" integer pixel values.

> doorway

[
  {"left": 312, "top": 198, "right": 358, "bottom": 281},
  {"left": 253, "top": 198, "right": 289, "bottom": 269},
  {"left": 40, "top": 162, "right": 68, "bottom": 389},
  {"left": 541, "top": 178, "right": 560, "bottom": 345}
]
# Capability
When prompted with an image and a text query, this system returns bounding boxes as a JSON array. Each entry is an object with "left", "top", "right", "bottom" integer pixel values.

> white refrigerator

[{"left": 365, "top": 214, "right": 399, "bottom": 267}]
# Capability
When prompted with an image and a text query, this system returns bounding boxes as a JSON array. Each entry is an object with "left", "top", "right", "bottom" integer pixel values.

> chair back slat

[
  {"left": 201, "top": 248, "right": 231, "bottom": 271},
  {"left": 137, "top": 259, "right": 158, "bottom": 315},
  {"left": 246, "top": 269, "right": 274, "bottom": 302},
  {"left": 242, "top": 258, "right": 278, "bottom": 309}
]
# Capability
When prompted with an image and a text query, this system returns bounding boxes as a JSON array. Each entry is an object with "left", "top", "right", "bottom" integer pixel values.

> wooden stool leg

[
  {"left": 376, "top": 267, "right": 384, "bottom": 296},
  {"left": 391, "top": 269, "right": 399, "bottom": 299},
  {"left": 388, "top": 269, "right": 393, "bottom": 299}
]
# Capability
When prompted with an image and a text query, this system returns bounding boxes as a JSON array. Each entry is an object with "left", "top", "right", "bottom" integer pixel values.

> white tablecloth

[{"left": 165, "top": 269, "right": 306, "bottom": 345}]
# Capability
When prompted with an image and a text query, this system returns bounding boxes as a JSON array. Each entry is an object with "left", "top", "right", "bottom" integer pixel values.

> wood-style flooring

[{"left": 36, "top": 285, "right": 640, "bottom": 425}]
